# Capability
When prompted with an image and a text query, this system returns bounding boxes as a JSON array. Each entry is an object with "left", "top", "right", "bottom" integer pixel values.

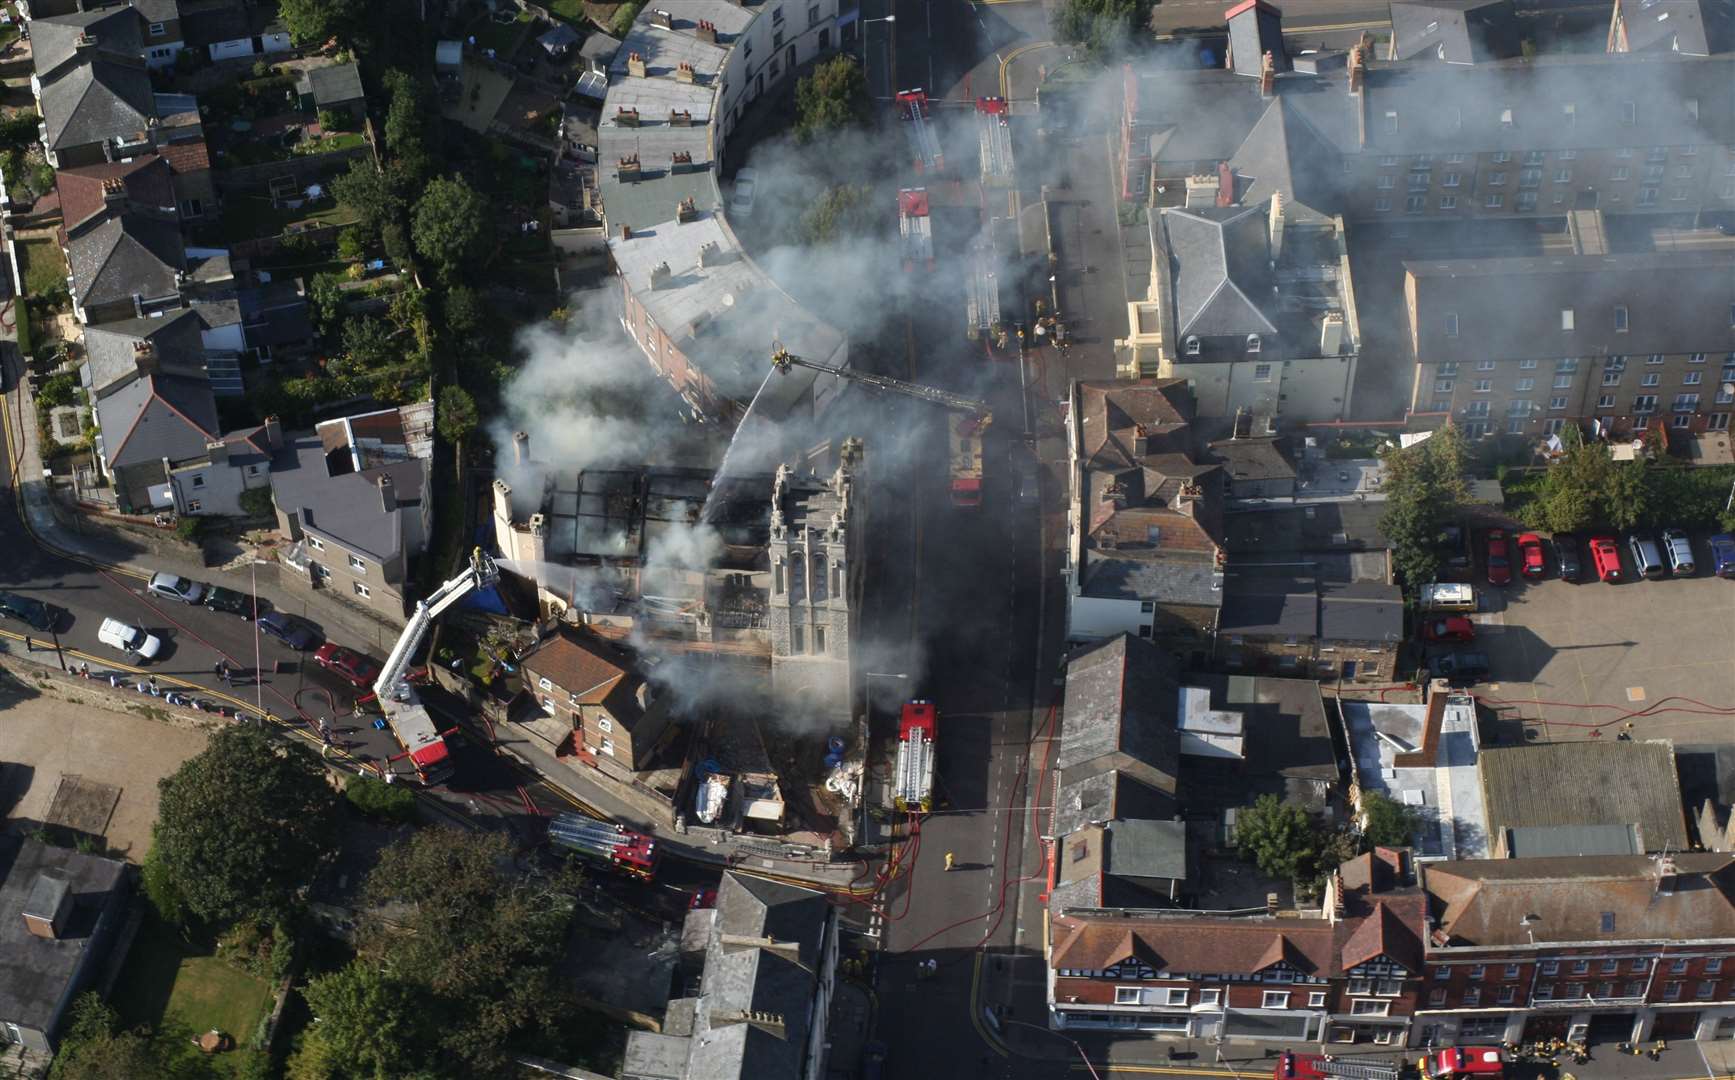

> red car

[
  {"left": 1422, "top": 615, "right": 1476, "bottom": 643},
  {"left": 1590, "top": 536, "right": 1623, "bottom": 582},
  {"left": 314, "top": 643, "right": 381, "bottom": 689},
  {"left": 1484, "top": 529, "right": 1512, "bottom": 586},
  {"left": 1517, "top": 532, "right": 1546, "bottom": 579}
]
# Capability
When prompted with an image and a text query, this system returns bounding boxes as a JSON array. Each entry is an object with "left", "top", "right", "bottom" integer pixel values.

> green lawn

[
  {"left": 111, "top": 911, "right": 275, "bottom": 1075},
  {"left": 547, "top": 0, "right": 585, "bottom": 21},
  {"left": 221, "top": 194, "right": 356, "bottom": 242},
  {"left": 474, "top": 9, "right": 534, "bottom": 54},
  {"left": 17, "top": 237, "right": 66, "bottom": 300}
]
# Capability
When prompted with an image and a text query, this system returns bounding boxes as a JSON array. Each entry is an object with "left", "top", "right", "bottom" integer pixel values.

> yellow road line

[
  {"left": 1068, "top": 1066, "right": 1238, "bottom": 1077},
  {"left": 969, "top": 951, "right": 1012, "bottom": 1057},
  {"left": 999, "top": 40, "right": 1054, "bottom": 99}
]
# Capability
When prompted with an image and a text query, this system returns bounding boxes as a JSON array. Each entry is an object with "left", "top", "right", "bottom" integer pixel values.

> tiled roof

[
  {"left": 1076, "top": 379, "right": 1193, "bottom": 468},
  {"left": 1057, "top": 634, "right": 1180, "bottom": 794},
  {"left": 522, "top": 628, "right": 644, "bottom": 719},
  {"left": 1161, "top": 204, "right": 1278, "bottom": 340},
  {"left": 98, "top": 372, "right": 218, "bottom": 468},
  {"left": 1616, "top": 0, "right": 1734, "bottom": 56},
  {"left": 1424, "top": 853, "right": 1735, "bottom": 946},
  {"left": 55, "top": 154, "right": 175, "bottom": 235},
  {"left": 30, "top": 7, "right": 142, "bottom": 81},
  {"left": 1341, "top": 900, "right": 1423, "bottom": 972},
  {"left": 38, "top": 54, "right": 154, "bottom": 153},
  {"left": 1388, "top": 0, "right": 1522, "bottom": 64},
  {"left": 157, "top": 135, "right": 212, "bottom": 174},
  {"left": 65, "top": 212, "right": 185, "bottom": 309},
  {"left": 1051, "top": 915, "right": 1339, "bottom": 976}
]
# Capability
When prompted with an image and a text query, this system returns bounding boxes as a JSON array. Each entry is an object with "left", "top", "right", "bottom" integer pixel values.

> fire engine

[
  {"left": 896, "top": 89, "right": 944, "bottom": 173},
  {"left": 898, "top": 188, "right": 934, "bottom": 272},
  {"left": 892, "top": 701, "right": 938, "bottom": 812},
  {"left": 547, "top": 813, "right": 660, "bottom": 881},
  {"left": 1273, "top": 1051, "right": 1402, "bottom": 1080}
]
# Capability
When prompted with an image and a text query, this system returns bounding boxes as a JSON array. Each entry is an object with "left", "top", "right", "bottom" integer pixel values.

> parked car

[
  {"left": 1422, "top": 616, "right": 1476, "bottom": 643},
  {"left": 1628, "top": 533, "right": 1667, "bottom": 580},
  {"left": 1589, "top": 536, "right": 1623, "bottom": 582},
  {"left": 1484, "top": 529, "right": 1512, "bottom": 586},
  {"left": 1419, "top": 583, "right": 1478, "bottom": 612},
  {"left": 1711, "top": 533, "right": 1735, "bottom": 578},
  {"left": 1555, "top": 532, "right": 1582, "bottom": 582},
  {"left": 146, "top": 572, "right": 206, "bottom": 605},
  {"left": 728, "top": 167, "right": 758, "bottom": 217},
  {"left": 97, "top": 617, "right": 161, "bottom": 660},
  {"left": 0, "top": 590, "right": 55, "bottom": 631},
  {"left": 202, "top": 585, "right": 259, "bottom": 619},
  {"left": 257, "top": 610, "right": 318, "bottom": 650},
  {"left": 315, "top": 643, "right": 381, "bottom": 690},
  {"left": 1428, "top": 651, "right": 1490, "bottom": 685},
  {"left": 1517, "top": 532, "right": 1546, "bottom": 580},
  {"left": 1661, "top": 528, "right": 1696, "bottom": 576}
]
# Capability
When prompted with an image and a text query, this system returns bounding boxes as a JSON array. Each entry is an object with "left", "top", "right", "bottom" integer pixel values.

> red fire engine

[{"left": 1421, "top": 1046, "right": 1507, "bottom": 1078}]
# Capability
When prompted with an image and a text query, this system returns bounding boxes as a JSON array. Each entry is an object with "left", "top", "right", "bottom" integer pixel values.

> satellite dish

[{"left": 1721, "top": 382, "right": 1734, "bottom": 397}]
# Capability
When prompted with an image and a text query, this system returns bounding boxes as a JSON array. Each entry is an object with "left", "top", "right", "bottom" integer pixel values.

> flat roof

[{"left": 1342, "top": 696, "right": 1489, "bottom": 860}]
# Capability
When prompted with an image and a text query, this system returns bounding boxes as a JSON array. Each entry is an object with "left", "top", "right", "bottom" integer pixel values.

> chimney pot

[
  {"left": 1259, "top": 50, "right": 1276, "bottom": 98},
  {"left": 378, "top": 473, "right": 396, "bottom": 513},
  {"left": 649, "top": 261, "right": 673, "bottom": 289},
  {"left": 676, "top": 195, "right": 699, "bottom": 221},
  {"left": 694, "top": 19, "right": 717, "bottom": 43},
  {"left": 620, "top": 223, "right": 633, "bottom": 240},
  {"left": 698, "top": 240, "right": 721, "bottom": 267},
  {"left": 263, "top": 415, "right": 284, "bottom": 450},
  {"left": 513, "top": 430, "right": 530, "bottom": 466},
  {"left": 1349, "top": 45, "right": 1366, "bottom": 94},
  {"left": 626, "top": 51, "right": 647, "bottom": 78}
]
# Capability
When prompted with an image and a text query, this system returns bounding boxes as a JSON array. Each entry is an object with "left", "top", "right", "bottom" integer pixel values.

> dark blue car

[
  {"left": 256, "top": 610, "right": 318, "bottom": 650},
  {"left": 1711, "top": 533, "right": 1735, "bottom": 579}
]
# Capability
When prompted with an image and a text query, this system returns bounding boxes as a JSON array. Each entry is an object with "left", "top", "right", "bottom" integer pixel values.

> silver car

[
  {"left": 1661, "top": 528, "right": 1696, "bottom": 576},
  {"left": 147, "top": 572, "right": 206, "bottom": 604}
]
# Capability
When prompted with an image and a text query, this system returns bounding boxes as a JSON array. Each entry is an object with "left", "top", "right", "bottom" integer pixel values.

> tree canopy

[
  {"left": 1234, "top": 794, "right": 1320, "bottom": 883},
  {"left": 152, "top": 726, "right": 340, "bottom": 925},
  {"left": 288, "top": 829, "right": 607, "bottom": 1077},
  {"left": 330, "top": 160, "right": 404, "bottom": 244},
  {"left": 1379, "top": 424, "right": 1472, "bottom": 590},
  {"left": 795, "top": 56, "right": 871, "bottom": 142},
  {"left": 412, "top": 177, "right": 488, "bottom": 283},
  {"left": 1052, "top": 0, "right": 1154, "bottom": 55},
  {"left": 799, "top": 184, "right": 876, "bottom": 245},
  {"left": 277, "top": 0, "right": 361, "bottom": 47},
  {"left": 1359, "top": 791, "right": 1421, "bottom": 848},
  {"left": 436, "top": 385, "right": 478, "bottom": 444}
]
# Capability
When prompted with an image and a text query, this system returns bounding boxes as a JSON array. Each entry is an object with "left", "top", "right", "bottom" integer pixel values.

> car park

[
  {"left": 1590, "top": 536, "right": 1623, "bottom": 582},
  {"left": 1517, "top": 532, "right": 1546, "bottom": 580},
  {"left": 1628, "top": 533, "right": 1667, "bottom": 580},
  {"left": 728, "top": 167, "right": 757, "bottom": 217},
  {"left": 1661, "top": 528, "right": 1695, "bottom": 576},
  {"left": 1554, "top": 532, "right": 1582, "bottom": 582},
  {"left": 97, "top": 617, "right": 161, "bottom": 660},
  {"left": 0, "top": 591, "right": 55, "bottom": 631},
  {"left": 257, "top": 610, "right": 318, "bottom": 650},
  {"left": 314, "top": 643, "right": 380, "bottom": 689},
  {"left": 202, "top": 584, "right": 259, "bottom": 619},
  {"left": 1711, "top": 533, "right": 1735, "bottom": 578},
  {"left": 146, "top": 572, "right": 206, "bottom": 605},
  {"left": 1484, "top": 529, "right": 1511, "bottom": 586},
  {"left": 1422, "top": 616, "right": 1476, "bottom": 643},
  {"left": 1428, "top": 651, "right": 1490, "bottom": 685},
  {"left": 1438, "top": 523, "right": 1472, "bottom": 572}
]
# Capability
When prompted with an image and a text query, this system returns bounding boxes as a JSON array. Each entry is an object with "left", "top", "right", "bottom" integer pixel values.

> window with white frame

[
  {"left": 308, "top": 536, "right": 325, "bottom": 551},
  {"left": 1254, "top": 363, "right": 1273, "bottom": 381},
  {"left": 1375, "top": 197, "right": 1392, "bottom": 212},
  {"left": 1477, "top": 359, "right": 1496, "bottom": 371},
  {"left": 1664, "top": 980, "right": 1684, "bottom": 1000},
  {"left": 1696, "top": 980, "right": 1717, "bottom": 999},
  {"left": 1246, "top": 335, "right": 1262, "bottom": 353},
  {"left": 1685, "top": 371, "right": 1703, "bottom": 385},
  {"left": 1185, "top": 337, "right": 1200, "bottom": 355},
  {"left": 353, "top": 582, "right": 371, "bottom": 599},
  {"left": 1633, "top": 395, "right": 1658, "bottom": 414},
  {"left": 1516, "top": 378, "right": 1535, "bottom": 392},
  {"left": 1351, "top": 1000, "right": 1389, "bottom": 1016},
  {"left": 1519, "top": 357, "right": 1538, "bottom": 369},
  {"left": 597, "top": 716, "right": 613, "bottom": 732},
  {"left": 1439, "top": 196, "right": 1458, "bottom": 210},
  {"left": 1165, "top": 988, "right": 1190, "bottom": 1006},
  {"left": 1462, "top": 987, "right": 1481, "bottom": 1006},
  {"left": 1540, "top": 960, "right": 1560, "bottom": 975},
  {"left": 1262, "top": 991, "right": 1290, "bottom": 1009},
  {"left": 1474, "top": 380, "right": 1492, "bottom": 393},
  {"left": 1572, "top": 960, "right": 1591, "bottom": 974},
  {"left": 1497, "top": 985, "right": 1517, "bottom": 1004},
  {"left": 1549, "top": 397, "right": 1567, "bottom": 410},
  {"left": 538, "top": 677, "right": 552, "bottom": 690},
  {"left": 1643, "top": 373, "right": 1661, "bottom": 387},
  {"left": 1708, "top": 958, "right": 1724, "bottom": 973},
  {"left": 600, "top": 737, "right": 615, "bottom": 756},
  {"left": 1308, "top": 991, "right": 1328, "bottom": 1008},
  {"left": 348, "top": 554, "right": 366, "bottom": 572},
  {"left": 1429, "top": 988, "right": 1447, "bottom": 1005}
]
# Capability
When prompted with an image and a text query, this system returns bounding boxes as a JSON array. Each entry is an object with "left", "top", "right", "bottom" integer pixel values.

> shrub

[
  {"left": 239, "top": 486, "right": 275, "bottom": 518},
  {"left": 217, "top": 919, "right": 296, "bottom": 982},
  {"left": 37, "top": 373, "right": 78, "bottom": 409},
  {"left": 141, "top": 843, "right": 191, "bottom": 926},
  {"left": 346, "top": 775, "right": 417, "bottom": 822},
  {"left": 174, "top": 516, "right": 203, "bottom": 542}
]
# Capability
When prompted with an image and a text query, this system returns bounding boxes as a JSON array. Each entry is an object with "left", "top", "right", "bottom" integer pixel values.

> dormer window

[
  {"left": 1246, "top": 334, "right": 1262, "bottom": 353},
  {"left": 1184, "top": 336, "right": 1201, "bottom": 356}
]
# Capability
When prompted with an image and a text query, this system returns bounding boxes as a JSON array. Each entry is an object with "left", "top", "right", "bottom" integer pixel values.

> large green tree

[
  {"left": 1524, "top": 427, "right": 1611, "bottom": 533},
  {"left": 277, "top": 0, "right": 361, "bottom": 46},
  {"left": 1234, "top": 794, "right": 1320, "bottom": 883},
  {"left": 1360, "top": 791, "right": 1421, "bottom": 848},
  {"left": 1379, "top": 424, "right": 1472, "bottom": 589},
  {"left": 436, "top": 385, "right": 478, "bottom": 444},
  {"left": 330, "top": 160, "right": 404, "bottom": 244},
  {"left": 46, "top": 996, "right": 158, "bottom": 1080},
  {"left": 412, "top": 177, "right": 488, "bottom": 283},
  {"left": 1052, "top": 0, "right": 1154, "bottom": 55},
  {"left": 153, "top": 726, "right": 339, "bottom": 925},
  {"left": 291, "top": 829, "right": 603, "bottom": 1074},
  {"left": 799, "top": 184, "right": 875, "bottom": 245},
  {"left": 795, "top": 56, "right": 871, "bottom": 142}
]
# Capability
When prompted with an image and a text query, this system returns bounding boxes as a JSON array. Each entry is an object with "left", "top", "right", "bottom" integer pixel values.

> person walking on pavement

[{"left": 944, "top": 851, "right": 956, "bottom": 871}]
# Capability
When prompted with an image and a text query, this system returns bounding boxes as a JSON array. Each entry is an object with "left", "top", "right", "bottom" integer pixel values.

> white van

[
  {"left": 1419, "top": 583, "right": 1478, "bottom": 612},
  {"left": 98, "top": 617, "right": 162, "bottom": 660}
]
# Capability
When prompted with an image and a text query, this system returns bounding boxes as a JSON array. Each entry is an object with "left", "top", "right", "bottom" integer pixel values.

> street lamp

[
  {"left": 860, "top": 14, "right": 896, "bottom": 99},
  {"left": 864, "top": 671, "right": 907, "bottom": 720}
]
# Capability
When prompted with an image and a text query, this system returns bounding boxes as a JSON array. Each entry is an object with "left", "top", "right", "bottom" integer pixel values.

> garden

[{"left": 203, "top": 71, "right": 369, "bottom": 169}]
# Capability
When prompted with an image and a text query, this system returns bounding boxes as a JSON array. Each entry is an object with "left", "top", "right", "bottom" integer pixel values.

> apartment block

[{"left": 1404, "top": 248, "right": 1735, "bottom": 437}]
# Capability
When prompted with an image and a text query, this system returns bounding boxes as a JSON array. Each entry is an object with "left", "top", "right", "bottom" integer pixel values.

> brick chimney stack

[
  {"left": 694, "top": 19, "right": 717, "bottom": 44},
  {"left": 378, "top": 473, "right": 396, "bottom": 513},
  {"left": 1259, "top": 50, "right": 1276, "bottom": 97},
  {"left": 1348, "top": 45, "right": 1365, "bottom": 94},
  {"left": 101, "top": 176, "right": 127, "bottom": 206},
  {"left": 675, "top": 61, "right": 695, "bottom": 84},
  {"left": 626, "top": 51, "right": 646, "bottom": 78}
]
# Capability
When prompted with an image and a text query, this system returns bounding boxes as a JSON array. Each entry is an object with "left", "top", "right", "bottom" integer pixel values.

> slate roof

[
  {"left": 96, "top": 372, "right": 218, "bottom": 468},
  {"left": 270, "top": 433, "right": 425, "bottom": 564},
  {"left": 1615, "top": 0, "right": 1734, "bottom": 56},
  {"left": 679, "top": 872, "right": 832, "bottom": 1080},
  {"left": 299, "top": 61, "right": 364, "bottom": 106},
  {"left": 1051, "top": 818, "right": 1189, "bottom": 914},
  {"left": 1423, "top": 853, "right": 1735, "bottom": 946},
  {"left": 30, "top": 7, "right": 142, "bottom": 80},
  {"left": 54, "top": 154, "right": 175, "bottom": 235},
  {"left": 1405, "top": 251, "right": 1735, "bottom": 366},
  {"left": 65, "top": 212, "right": 185, "bottom": 310},
  {"left": 0, "top": 838, "right": 127, "bottom": 1038},
  {"left": 1076, "top": 378, "right": 1194, "bottom": 469},
  {"left": 1226, "top": 0, "right": 1290, "bottom": 77},
  {"left": 538, "top": 23, "right": 580, "bottom": 52},
  {"left": 1478, "top": 740, "right": 1690, "bottom": 852},
  {"left": 1388, "top": 0, "right": 1521, "bottom": 64},
  {"left": 1220, "top": 576, "right": 1317, "bottom": 637},
  {"left": 1057, "top": 635, "right": 1180, "bottom": 796},
  {"left": 1206, "top": 436, "right": 1296, "bottom": 484},
  {"left": 1182, "top": 673, "right": 1337, "bottom": 784},
  {"left": 579, "top": 29, "right": 622, "bottom": 68},
  {"left": 130, "top": 0, "right": 180, "bottom": 27},
  {"left": 83, "top": 307, "right": 207, "bottom": 393},
  {"left": 38, "top": 54, "right": 154, "bottom": 154},
  {"left": 238, "top": 283, "right": 313, "bottom": 349},
  {"left": 1227, "top": 97, "right": 1343, "bottom": 224},
  {"left": 1053, "top": 769, "right": 1178, "bottom": 841},
  {"left": 1160, "top": 205, "right": 1277, "bottom": 340}
]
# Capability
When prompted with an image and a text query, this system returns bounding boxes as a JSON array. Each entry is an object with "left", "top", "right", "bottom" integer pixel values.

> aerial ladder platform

[{"left": 897, "top": 89, "right": 944, "bottom": 174}]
